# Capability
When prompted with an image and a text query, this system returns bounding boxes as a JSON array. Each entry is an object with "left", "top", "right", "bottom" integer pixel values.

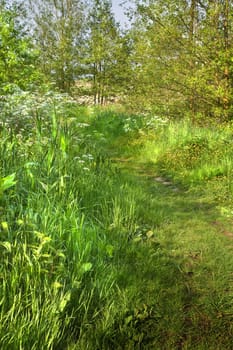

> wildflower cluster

[
  {"left": 144, "top": 115, "right": 169, "bottom": 130},
  {"left": 74, "top": 153, "right": 94, "bottom": 171},
  {"left": 123, "top": 114, "right": 169, "bottom": 133},
  {"left": 0, "top": 89, "right": 75, "bottom": 135},
  {"left": 123, "top": 117, "right": 143, "bottom": 133}
]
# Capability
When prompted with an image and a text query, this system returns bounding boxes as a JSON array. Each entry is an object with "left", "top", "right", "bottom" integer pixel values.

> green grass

[{"left": 0, "top": 100, "right": 233, "bottom": 349}]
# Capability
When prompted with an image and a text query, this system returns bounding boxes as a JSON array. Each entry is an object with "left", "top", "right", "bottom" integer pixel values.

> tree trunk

[
  {"left": 223, "top": 0, "right": 230, "bottom": 118},
  {"left": 189, "top": 0, "right": 197, "bottom": 118}
]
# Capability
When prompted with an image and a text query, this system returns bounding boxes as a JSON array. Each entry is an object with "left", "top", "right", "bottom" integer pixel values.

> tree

[
  {"left": 25, "top": 0, "right": 85, "bottom": 93},
  {"left": 87, "top": 0, "right": 122, "bottom": 104},
  {"left": 0, "top": 2, "right": 41, "bottom": 93},
  {"left": 126, "top": 1, "right": 195, "bottom": 115},
  {"left": 127, "top": 0, "right": 233, "bottom": 121},
  {"left": 196, "top": 0, "right": 233, "bottom": 120}
]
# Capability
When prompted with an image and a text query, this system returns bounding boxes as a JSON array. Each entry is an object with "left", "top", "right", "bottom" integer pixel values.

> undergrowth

[
  {"left": 0, "top": 96, "right": 233, "bottom": 349},
  {"left": 136, "top": 118, "right": 233, "bottom": 203}
]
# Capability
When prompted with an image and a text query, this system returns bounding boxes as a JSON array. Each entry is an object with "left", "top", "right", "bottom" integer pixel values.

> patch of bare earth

[{"left": 212, "top": 220, "right": 233, "bottom": 240}]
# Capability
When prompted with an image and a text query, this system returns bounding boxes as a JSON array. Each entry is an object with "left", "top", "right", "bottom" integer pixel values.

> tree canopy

[
  {"left": 0, "top": 2, "right": 41, "bottom": 93},
  {"left": 128, "top": 0, "right": 233, "bottom": 121},
  {"left": 1, "top": 0, "right": 233, "bottom": 120}
]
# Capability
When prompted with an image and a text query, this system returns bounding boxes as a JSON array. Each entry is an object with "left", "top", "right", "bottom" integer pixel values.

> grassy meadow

[{"left": 0, "top": 95, "right": 233, "bottom": 349}]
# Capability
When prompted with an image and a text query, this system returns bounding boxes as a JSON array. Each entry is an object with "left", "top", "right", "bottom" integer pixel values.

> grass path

[
  {"left": 111, "top": 151, "right": 233, "bottom": 349},
  {"left": 86, "top": 111, "right": 233, "bottom": 348}
]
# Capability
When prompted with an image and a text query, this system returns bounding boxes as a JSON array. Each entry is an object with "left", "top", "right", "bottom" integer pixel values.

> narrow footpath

[{"left": 113, "top": 155, "right": 233, "bottom": 349}]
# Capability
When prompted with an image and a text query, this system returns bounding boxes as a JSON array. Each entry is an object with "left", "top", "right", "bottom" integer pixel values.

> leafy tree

[
  {"left": 127, "top": 1, "right": 193, "bottom": 115},
  {"left": 191, "top": 0, "right": 233, "bottom": 120},
  {"left": 0, "top": 2, "right": 41, "bottom": 93},
  {"left": 87, "top": 0, "right": 124, "bottom": 104},
  {"left": 26, "top": 0, "right": 85, "bottom": 93},
  {"left": 128, "top": 0, "right": 233, "bottom": 121}
]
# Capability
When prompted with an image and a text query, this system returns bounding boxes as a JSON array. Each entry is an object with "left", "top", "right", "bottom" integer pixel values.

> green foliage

[
  {"left": 0, "top": 5, "right": 42, "bottom": 93},
  {"left": 0, "top": 97, "right": 233, "bottom": 349},
  {"left": 24, "top": 0, "right": 85, "bottom": 93},
  {"left": 0, "top": 90, "right": 76, "bottom": 134},
  {"left": 2, "top": 0, "right": 233, "bottom": 124},
  {"left": 87, "top": 0, "right": 124, "bottom": 104},
  {"left": 128, "top": 0, "right": 233, "bottom": 121},
  {"left": 134, "top": 117, "right": 233, "bottom": 204},
  {"left": 0, "top": 99, "right": 158, "bottom": 348},
  {"left": 0, "top": 173, "right": 16, "bottom": 197}
]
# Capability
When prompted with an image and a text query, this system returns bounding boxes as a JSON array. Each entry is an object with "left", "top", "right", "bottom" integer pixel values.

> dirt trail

[
  {"left": 115, "top": 156, "right": 233, "bottom": 348},
  {"left": 114, "top": 156, "right": 233, "bottom": 243}
]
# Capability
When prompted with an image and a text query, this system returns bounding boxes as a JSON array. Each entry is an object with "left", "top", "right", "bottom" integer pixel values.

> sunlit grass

[
  {"left": 0, "top": 99, "right": 233, "bottom": 349},
  {"left": 135, "top": 119, "right": 233, "bottom": 197}
]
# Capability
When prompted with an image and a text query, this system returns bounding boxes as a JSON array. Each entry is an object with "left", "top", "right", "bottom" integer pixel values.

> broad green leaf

[
  {"left": 0, "top": 241, "right": 11, "bottom": 252},
  {"left": 59, "top": 291, "right": 71, "bottom": 312},
  {"left": 106, "top": 244, "right": 114, "bottom": 258},
  {"left": 0, "top": 173, "right": 16, "bottom": 194},
  {"left": 80, "top": 262, "right": 92, "bottom": 275},
  {"left": 1, "top": 222, "right": 9, "bottom": 231}
]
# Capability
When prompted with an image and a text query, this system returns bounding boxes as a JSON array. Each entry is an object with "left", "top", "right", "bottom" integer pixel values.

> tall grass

[
  {"left": 0, "top": 96, "right": 233, "bottom": 349},
  {"left": 137, "top": 118, "right": 233, "bottom": 201},
  {"left": 0, "top": 96, "right": 162, "bottom": 349}
]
